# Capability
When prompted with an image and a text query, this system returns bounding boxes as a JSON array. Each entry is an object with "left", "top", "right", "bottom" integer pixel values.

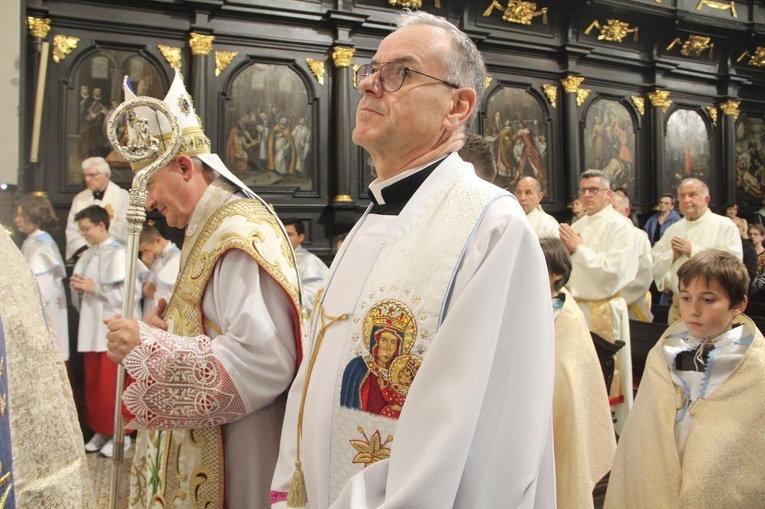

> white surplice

[
  {"left": 65, "top": 180, "right": 130, "bottom": 259},
  {"left": 567, "top": 204, "right": 638, "bottom": 432},
  {"left": 294, "top": 246, "right": 329, "bottom": 316},
  {"left": 21, "top": 229, "right": 70, "bottom": 360},
  {"left": 141, "top": 240, "right": 180, "bottom": 317},
  {"left": 652, "top": 209, "right": 743, "bottom": 294},
  {"left": 272, "top": 154, "right": 556, "bottom": 508},
  {"left": 526, "top": 205, "right": 560, "bottom": 239},
  {"left": 623, "top": 227, "right": 654, "bottom": 323},
  {"left": 71, "top": 236, "right": 144, "bottom": 352}
]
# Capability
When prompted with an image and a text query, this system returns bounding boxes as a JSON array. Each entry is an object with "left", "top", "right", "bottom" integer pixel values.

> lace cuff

[{"left": 122, "top": 322, "right": 247, "bottom": 429}]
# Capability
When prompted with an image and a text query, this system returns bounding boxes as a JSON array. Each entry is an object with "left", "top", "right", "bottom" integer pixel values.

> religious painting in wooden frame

[
  {"left": 664, "top": 108, "right": 712, "bottom": 197},
  {"left": 482, "top": 85, "right": 550, "bottom": 193},
  {"left": 65, "top": 50, "right": 164, "bottom": 187},
  {"left": 583, "top": 98, "right": 636, "bottom": 193},
  {"left": 734, "top": 115, "right": 765, "bottom": 210},
  {"left": 222, "top": 62, "right": 315, "bottom": 191}
]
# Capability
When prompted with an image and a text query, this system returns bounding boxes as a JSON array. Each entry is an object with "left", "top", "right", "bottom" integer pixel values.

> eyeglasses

[
  {"left": 354, "top": 62, "right": 460, "bottom": 93},
  {"left": 83, "top": 173, "right": 101, "bottom": 180},
  {"left": 579, "top": 187, "right": 607, "bottom": 196},
  {"left": 79, "top": 224, "right": 95, "bottom": 234}
]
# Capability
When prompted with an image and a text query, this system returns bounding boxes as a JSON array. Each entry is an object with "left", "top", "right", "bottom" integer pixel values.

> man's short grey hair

[
  {"left": 395, "top": 10, "right": 486, "bottom": 127},
  {"left": 580, "top": 169, "right": 610, "bottom": 190},
  {"left": 613, "top": 191, "right": 630, "bottom": 210},
  {"left": 680, "top": 178, "right": 710, "bottom": 197},
  {"left": 81, "top": 156, "right": 110, "bottom": 177}
]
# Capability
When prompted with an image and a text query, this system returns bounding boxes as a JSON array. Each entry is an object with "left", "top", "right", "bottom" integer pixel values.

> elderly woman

[{"left": 14, "top": 193, "right": 70, "bottom": 362}]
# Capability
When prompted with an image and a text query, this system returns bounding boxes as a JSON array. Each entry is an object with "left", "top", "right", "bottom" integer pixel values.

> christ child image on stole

[{"left": 340, "top": 299, "right": 422, "bottom": 418}]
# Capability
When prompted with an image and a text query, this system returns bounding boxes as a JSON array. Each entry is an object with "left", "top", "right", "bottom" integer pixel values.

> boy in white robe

[
  {"left": 138, "top": 223, "right": 180, "bottom": 317},
  {"left": 606, "top": 250, "right": 765, "bottom": 507}
]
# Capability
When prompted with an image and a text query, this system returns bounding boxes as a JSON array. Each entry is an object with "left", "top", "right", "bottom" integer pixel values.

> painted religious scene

[
  {"left": 735, "top": 116, "right": 765, "bottom": 207},
  {"left": 664, "top": 109, "right": 711, "bottom": 197},
  {"left": 583, "top": 99, "right": 635, "bottom": 193},
  {"left": 483, "top": 86, "right": 550, "bottom": 193},
  {"left": 66, "top": 51, "right": 164, "bottom": 187},
  {"left": 223, "top": 63, "right": 314, "bottom": 190}
]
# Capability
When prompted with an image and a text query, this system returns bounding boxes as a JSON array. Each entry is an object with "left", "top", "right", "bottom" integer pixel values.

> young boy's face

[
  {"left": 679, "top": 276, "right": 747, "bottom": 339},
  {"left": 78, "top": 218, "right": 108, "bottom": 245}
]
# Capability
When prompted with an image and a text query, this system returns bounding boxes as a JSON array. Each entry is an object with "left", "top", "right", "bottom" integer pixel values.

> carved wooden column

[
  {"left": 332, "top": 46, "right": 355, "bottom": 204},
  {"left": 648, "top": 89, "right": 671, "bottom": 192},
  {"left": 560, "top": 75, "right": 584, "bottom": 196},
  {"left": 720, "top": 100, "right": 740, "bottom": 201},
  {"left": 24, "top": 16, "right": 51, "bottom": 193},
  {"left": 189, "top": 32, "right": 214, "bottom": 122}
]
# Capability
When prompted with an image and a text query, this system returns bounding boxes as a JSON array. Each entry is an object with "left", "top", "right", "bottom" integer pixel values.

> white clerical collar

[{"left": 368, "top": 158, "right": 444, "bottom": 205}]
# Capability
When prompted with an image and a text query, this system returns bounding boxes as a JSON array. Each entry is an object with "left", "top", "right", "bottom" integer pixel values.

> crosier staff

[{"left": 105, "top": 97, "right": 181, "bottom": 509}]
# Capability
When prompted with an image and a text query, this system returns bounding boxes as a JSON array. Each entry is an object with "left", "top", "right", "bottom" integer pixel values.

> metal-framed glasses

[
  {"left": 354, "top": 62, "right": 460, "bottom": 93},
  {"left": 579, "top": 187, "right": 607, "bottom": 196}
]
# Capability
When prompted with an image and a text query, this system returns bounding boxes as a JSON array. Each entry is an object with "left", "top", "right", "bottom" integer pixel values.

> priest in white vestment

[
  {"left": 65, "top": 156, "right": 129, "bottom": 260},
  {"left": 610, "top": 191, "right": 654, "bottom": 322},
  {"left": 652, "top": 178, "right": 743, "bottom": 322},
  {"left": 283, "top": 217, "right": 329, "bottom": 317},
  {"left": 516, "top": 176, "right": 559, "bottom": 238},
  {"left": 104, "top": 71, "right": 303, "bottom": 509},
  {"left": 560, "top": 169, "right": 638, "bottom": 434},
  {"left": 271, "top": 12, "right": 555, "bottom": 509}
]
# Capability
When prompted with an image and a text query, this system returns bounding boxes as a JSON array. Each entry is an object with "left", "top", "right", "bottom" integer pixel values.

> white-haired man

[
  {"left": 652, "top": 178, "right": 743, "bottom": 322},
  {"left": 271, "top": 11, "right": 555, "bottom": 509},
  {"left": 104, "top": 72, "right": 303, "bottom": 509},
  {"left": 559, "top": 169, "right": 637, "bottom": 433},
  {"left": 65, "top": 156, "right": 129, "bottom": 260},
  {"left": 516, "top": 176, "right": 559, "bottom": 238}
]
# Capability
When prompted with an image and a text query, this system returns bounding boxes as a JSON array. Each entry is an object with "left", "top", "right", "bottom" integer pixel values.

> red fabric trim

[{"left": 270, "top": 491, "right": 288, "bottom": 504}]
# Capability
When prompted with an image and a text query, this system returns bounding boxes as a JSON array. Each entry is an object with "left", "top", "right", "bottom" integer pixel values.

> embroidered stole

[
  {"left": 0, "top": 313, "right": 16, "bottom": 509},
  {"left": 129, "top": 198, "right": 302, "bottom": 509},
  {"left": 320, "top": 172, "right": 502, "bottom": 501}
]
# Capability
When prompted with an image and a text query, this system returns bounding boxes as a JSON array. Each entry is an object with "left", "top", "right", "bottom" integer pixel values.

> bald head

[{"left": 515, "top": 177, "right": 543, "bottom": 215}]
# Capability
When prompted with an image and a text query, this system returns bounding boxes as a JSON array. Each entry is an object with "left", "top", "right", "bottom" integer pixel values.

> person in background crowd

[
  {"left": 726, "top": 201, "right": 749, "bottom": 239},
  {"left": 458, "top": 132, "right": 498, "bottom": 183},
  {"left": 747, "top": 224, "right": 765, "bottom": 299},
  {"left": 644, "top": 194, "right": 681, "bottom": 246},
  {"left": 14, "top": 193, "right": 70, "bottom": 361},
  {"left": 540, "top": 237, "right": 616, "bottom": 508},
  {"left": 516, "top": 176, "right": 559, "bottom": 238},
  {"left": 606, "top": 250, "right": 765, "bottom": 507},
  {"left": 282, "top": 217, "right": 329, "bottom": 317},
  {"left": 65, "top": 156, "right": 129, "bottom": 261},
  {"left": 71, "top": 205, "right": 145, "bottom": 458},
  {"left": 652, "top": 178, "right": 743, "bottom": 322},
  {"left": 138, "top": 222, "right": 181, "bottom": 318},
  {"left": 271, "top": 10, "right": 555, "bottom": 508},
  {"left": 560, "top": 169, "right": 637, "bottom": 434},
  {"left": 569, "top": 195, "right": 585, "bottom": 224},
  {"left": 0, "top": 227, "right": 97, "bottom": 506}
]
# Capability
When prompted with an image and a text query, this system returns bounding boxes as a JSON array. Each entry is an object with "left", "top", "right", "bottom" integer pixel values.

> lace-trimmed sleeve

[{"left": 122, "top": 322, "right": 247, "bottom": 429}]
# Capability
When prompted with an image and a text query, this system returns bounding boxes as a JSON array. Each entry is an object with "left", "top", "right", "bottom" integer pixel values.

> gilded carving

[
  {"left": 706, "top": 105, "right": 718, "bottom": 125},
  {"left": 648, "top": 89, "right": 672, "bottom": 112},
  {"left": 52, "top": 34, "right": 79, "bottom": 64},
  {"left": 483, "top": 1, "right": 548, "bottom": 25},
  {"left": 720, "top": 100, "right": 740, "bottom": 119},
  {"left": 696, "top": 0, "right": 737, "bottom": 18},
  {"left": 737, "top": 47, "right": 765, "bottom": 67},
  {"left": 215, "top": 51, "right": 238, "bottom": 77},
  {"left": 189, "top": 32, "right": 215, "bottom": 56},
  {"left": 389, "top": 0, "right": 441, "bottom": 7},
  {"left": 560, "top": 75, "right": 585, "bottom": 94},
  {"left": 485, "top": 75, "right": 493, "bottom": 90},
  {"left": 27, "top": 17, "right": 51, "bottom": 39},
  {"left": 667, "top": 35, "right": 714, "bottom": 58},
  {"left": 306, "top": 58, "right": 325, "bottom": 86},
  {"left": 584, "top": 19, "right": 639, "bottom": 43},
  {"left": 631, "top": 96, "right": 645, "bottom": 116},
  {"left": 332, "top": 47, "right": 355, "bottom": 68},
  {"left": 542, "top": 84, "right": 557, "bottom": 108},
  {"left": 158, "top": 45, "right": 182, "bottom": 71},
  {"left": 576, "top": 88, "right": 591, "bottom": 107}
]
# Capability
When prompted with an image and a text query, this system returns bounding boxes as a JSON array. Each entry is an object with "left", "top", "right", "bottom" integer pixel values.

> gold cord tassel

[{"left": 288, "top": 288, "right": 349, "bottom": 508}]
